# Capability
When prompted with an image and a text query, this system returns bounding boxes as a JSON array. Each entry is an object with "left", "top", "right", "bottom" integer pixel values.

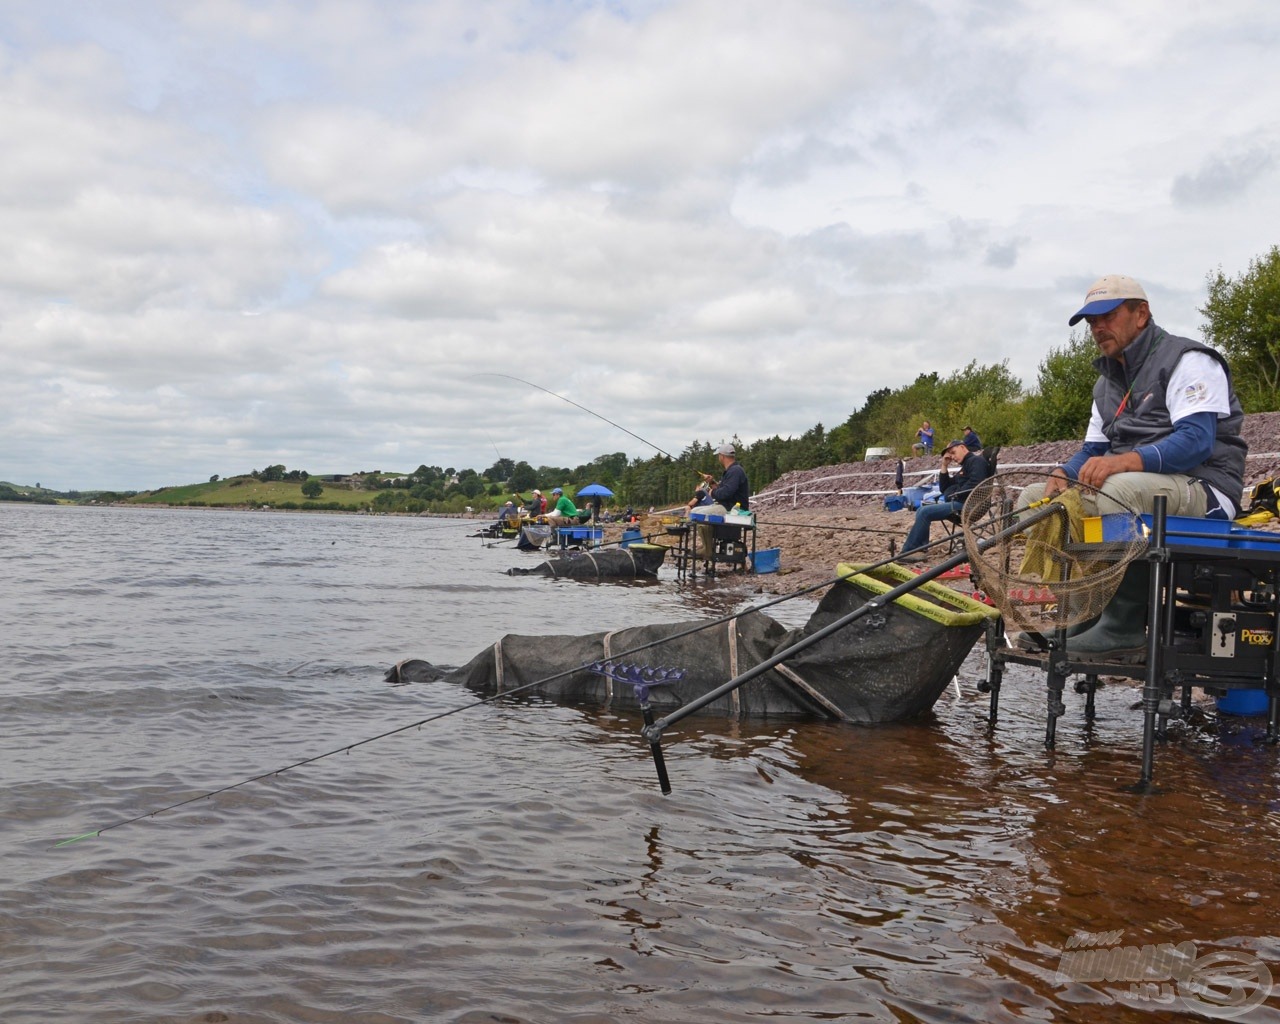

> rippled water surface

[{"left": 4, "top": 503, "right": 1280, "bottom": 1023}]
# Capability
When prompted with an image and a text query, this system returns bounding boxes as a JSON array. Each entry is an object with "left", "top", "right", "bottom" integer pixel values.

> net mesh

[{"left": 960, "top": 470, "right": 1149, "bottom": 634}]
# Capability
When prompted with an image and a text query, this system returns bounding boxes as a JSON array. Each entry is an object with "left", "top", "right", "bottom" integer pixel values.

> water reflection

[{"left": 3, "top": 504, "right": 1280, "bottom": 1022}]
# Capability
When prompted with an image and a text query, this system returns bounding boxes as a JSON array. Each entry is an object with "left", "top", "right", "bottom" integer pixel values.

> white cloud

[{"left": 0, "top": 0, "right": 1278, "bottom": 490}]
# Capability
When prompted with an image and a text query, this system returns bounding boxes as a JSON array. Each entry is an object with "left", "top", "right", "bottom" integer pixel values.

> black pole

[
  {"left": 636, "top": 684, "right": 672, "bottom": 795},
  {"left": 1138, "top": 495, "right": 1168, "bottom": 788}
]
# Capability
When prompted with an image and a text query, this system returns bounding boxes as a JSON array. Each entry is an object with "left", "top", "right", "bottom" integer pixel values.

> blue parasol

[{"left": 576, "top": 483, "right": 614, "bottom": 498}]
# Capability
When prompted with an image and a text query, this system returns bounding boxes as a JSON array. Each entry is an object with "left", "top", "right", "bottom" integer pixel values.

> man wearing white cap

[
  {"left": 1020, "top": 274, "right": 1247, "bottom": 660},
  {"left": 700, "top": 443, "right": 751, "bottom": 512},
  {"left": 694, "top": 443, "right": 752, "bottom": 566}
]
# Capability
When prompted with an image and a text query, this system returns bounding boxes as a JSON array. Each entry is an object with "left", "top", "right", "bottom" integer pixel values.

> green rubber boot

[{"left": 1066, "top": 562, "right": 1150, "bottom": 663}]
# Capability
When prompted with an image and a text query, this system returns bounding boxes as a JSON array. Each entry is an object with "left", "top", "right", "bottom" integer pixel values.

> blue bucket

[
  {"left": 1216, "top": 689, "right": 1270, "bottom": 716},
  {"left": 752, "top": 548, "right": 781, "bottom": 574},
  {"left": 621, "top": 528, "right": 642, "bottom": 548}
]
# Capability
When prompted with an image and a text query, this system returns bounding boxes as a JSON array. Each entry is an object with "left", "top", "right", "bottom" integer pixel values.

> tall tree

[
  {"left": 509, "top": 461, "right": 537, "bottom": 491},
  {"left": 1026, "top": 331, "right": 1098, "bottom": 442},
  {"left": 1202, "top": 245, "right": 1280, "bottom": 412},
  {"left": 483, "top": 458, "right": 516, "bottom": 482}
]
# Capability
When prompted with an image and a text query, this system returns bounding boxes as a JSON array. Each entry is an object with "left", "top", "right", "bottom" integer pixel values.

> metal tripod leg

[
  {"left": 1138, "top": 501, "right": 1172, "bottom": 788},
  {"left": 1045, "top": 656, "right": 1067, "bottom": 748}
]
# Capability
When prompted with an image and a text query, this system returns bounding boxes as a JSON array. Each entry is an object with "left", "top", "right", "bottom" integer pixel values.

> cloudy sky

[{"left": 2, "top": 0, "right": 1277, "bottom": 490}]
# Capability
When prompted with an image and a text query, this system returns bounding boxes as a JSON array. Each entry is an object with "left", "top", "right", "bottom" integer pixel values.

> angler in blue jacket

[{"left": 700, "top": 443, "right": 751, "bottom": 512}]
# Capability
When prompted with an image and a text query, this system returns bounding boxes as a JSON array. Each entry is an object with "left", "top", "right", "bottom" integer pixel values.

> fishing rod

[
  {"left": 471, "top": 373, "right": 707, "bottom": 478},
  {"left": 55, "top": 543, "right": 924, "bottom": 848},
  {"left": 483, "top": 429, "right": 504, "bottom": 464}
]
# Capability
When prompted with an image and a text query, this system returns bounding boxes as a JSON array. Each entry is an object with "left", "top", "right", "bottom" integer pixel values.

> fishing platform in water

[{"left": 979, "top": 496, "right": 1280, "bottom": 787}]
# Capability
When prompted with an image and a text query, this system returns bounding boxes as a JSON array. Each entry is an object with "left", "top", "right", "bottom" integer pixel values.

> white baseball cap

[{"left": 1069, "top": 275, "right": 1149, "bottom": 326}]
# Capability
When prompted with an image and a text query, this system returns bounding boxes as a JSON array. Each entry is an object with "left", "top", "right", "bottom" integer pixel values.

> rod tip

[{"left": 54, "top": 831, "right": 101, "bottom": 848}]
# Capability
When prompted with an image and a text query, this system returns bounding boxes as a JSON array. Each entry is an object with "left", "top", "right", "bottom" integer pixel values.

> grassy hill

[{"left": 128, "top": 476, "right": 374, "bottom": 510}]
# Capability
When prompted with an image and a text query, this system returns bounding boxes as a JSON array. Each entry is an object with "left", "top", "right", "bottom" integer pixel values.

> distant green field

[{"left": 129, "top": 477, "right": 373, "bottom": 509}]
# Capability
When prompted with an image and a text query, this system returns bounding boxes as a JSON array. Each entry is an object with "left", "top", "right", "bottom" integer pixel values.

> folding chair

[{"left": 943, "top": 446, "right": 999, "bottom": 552}]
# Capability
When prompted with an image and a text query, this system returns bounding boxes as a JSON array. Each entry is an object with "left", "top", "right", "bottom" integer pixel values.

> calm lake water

[{"left": 3, "top": 503, "right": 1279, "bottom": 1023}]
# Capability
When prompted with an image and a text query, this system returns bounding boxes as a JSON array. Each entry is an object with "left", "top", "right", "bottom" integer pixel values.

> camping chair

[{"left": 942, "top": 446, "right": 999, "bottom": 552}]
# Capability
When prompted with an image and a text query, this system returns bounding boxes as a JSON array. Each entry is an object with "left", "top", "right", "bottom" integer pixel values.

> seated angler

[
  {"left": 1017, "top": 274, "right": 1246, "bottom": 661},
  {"left": 899, "top": 438, "right": 991, "bottom": 563},
  {"left": 544, "top": 486, "right": 581, "bottom": 526},
  {"left": 699, "top": 443, "right": 751, "bottom": 513},
  {"left": 696, "top": 442, "right": 752, "bottom": 562},
  {"left": 685, "top": 486, "right": 714, "bottom": 515}
]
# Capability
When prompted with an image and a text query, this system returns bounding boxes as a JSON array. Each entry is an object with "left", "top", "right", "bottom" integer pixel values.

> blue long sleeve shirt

[{"left": 1060, "top": 411, "right": 1218, "bottom": 479}]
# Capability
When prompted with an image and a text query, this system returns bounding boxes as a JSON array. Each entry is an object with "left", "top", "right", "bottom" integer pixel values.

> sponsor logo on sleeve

[{"left": 1182, "top": 381, "right": 1209, "bottom": 406}]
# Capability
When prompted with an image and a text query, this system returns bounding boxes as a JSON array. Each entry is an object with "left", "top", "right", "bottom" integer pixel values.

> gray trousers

[{"left": 1018, "top": 471, "right": 1210, "bottom": 518}]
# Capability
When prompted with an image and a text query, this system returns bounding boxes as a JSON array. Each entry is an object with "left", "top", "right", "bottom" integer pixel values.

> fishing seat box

[{"left": 1079, "top": 513, "right": 1264, "bottom": 550}]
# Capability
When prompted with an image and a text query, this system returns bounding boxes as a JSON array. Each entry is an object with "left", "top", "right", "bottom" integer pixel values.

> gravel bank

[{"left": 677, "top": 412, "right": 1280, "bottom": 597}]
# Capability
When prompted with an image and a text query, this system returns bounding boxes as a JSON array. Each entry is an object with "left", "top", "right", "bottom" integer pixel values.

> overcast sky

[{"left": 2, "top": 0, "right": 1278, "bottom": 490}]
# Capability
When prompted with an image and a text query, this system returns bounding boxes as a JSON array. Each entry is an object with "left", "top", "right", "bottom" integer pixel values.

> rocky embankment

[{"left": 673, "top": 412, "right": 1280, "bottom": 596}]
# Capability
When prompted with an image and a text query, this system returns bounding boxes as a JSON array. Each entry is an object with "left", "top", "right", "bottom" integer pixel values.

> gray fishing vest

[{"left": 1092, "top": 321, "right": 1247, "bottom": 506}]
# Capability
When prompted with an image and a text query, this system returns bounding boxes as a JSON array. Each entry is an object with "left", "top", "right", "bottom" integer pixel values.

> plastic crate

[{"left": 752, "top": 548, "right": 781, "bottom": 574}]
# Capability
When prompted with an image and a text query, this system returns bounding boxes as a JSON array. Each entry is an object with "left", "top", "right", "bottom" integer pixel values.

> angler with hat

[
  {"left": 693, "top": 442, "right": 752, "bottom": 568},
  {"left": 699, "top": 443, "right": 751, "bottom": 514},
  {"left": 899, "top": 438, "right": 991, "bottom": 561},
  {"left": 544, "top": 486, "right": 581, "bottom": 526},
  {"left": 1016, "top": 273, "right": 1247, "bottom": 660}
]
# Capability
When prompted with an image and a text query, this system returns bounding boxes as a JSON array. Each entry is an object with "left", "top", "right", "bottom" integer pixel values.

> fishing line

[
  {"left": 55, "top": 550, "right": 911, "bottom": 848},
  {"left": 754, "top": 518, "right": 907, "bottom": 538},
  {"left": 483, "top": 429, "right": 504, "bottom": 463},
  {"left": 470, "top": 373, "right": 705, "bottom": 477}
]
